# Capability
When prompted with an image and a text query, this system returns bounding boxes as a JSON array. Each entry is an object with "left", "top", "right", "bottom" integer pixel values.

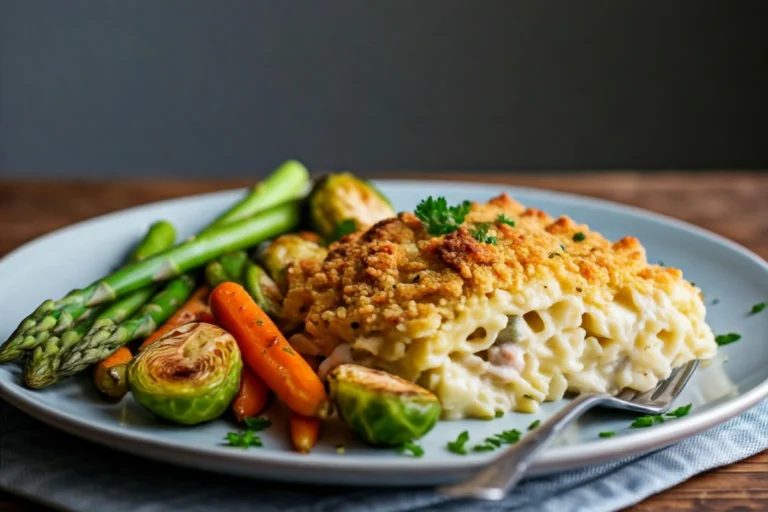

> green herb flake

[
  {"left": 658, "top": 261, "right": 665, "bottom": 266},
  {"left": 472, "top": 443, "right": 496, "bottom": 452},
  {"left": 548, "top": 252, "right": 562, "bottom": 259},
  {"left": 599, "top": 431, "right": 616, "bottom": 438},
  {"left": 415, "top": 196, "right": 472, "bottom": 236},
  {"left": 495, "top": 429, "right": 522, "bottom": 444},
  {"left": 523, "top": 394, "right": 534, "bottom": 400},
  {"left": 715, "top": 333, "right": 741, "bottom": 346},
  {"left": 447, "top": 430, "right": 470, "bottom": 455},
  {"left": 243, "top": 417, "right": 272, "bottom": 431},
  {"left": 572, "top": 232, "right": 586, "bottom": 242},
  {"left": 497, "top": 214, "right": 516, "bottom": 227},
  {"left": 495, "top": 410, "right": 504, "bottom": 418},
  {"left": 256, "top": 319, "right": 264, "bottom": 326},
  {"left": 528, "top": 419, "right": 541, "bottom": 431},
  {"left": 282, "top": 347, "right": 295, "bottom": 355},
  {"left": 471, "top": 223, "right": 497, "bottom": 245},
  {"left": 397, "top": 442, "right": 425, "bottom": 458},
  {"left": 630, "top": 415, "right": 664, "bottom": 429},
  {"left": 666, "top": 403, "right": 692, "bottom": 418},
  {"left": 711, "top": 298, "right": 720, "bottom": 305},
  {"left": 225, "top": 430, "right": 263, "bottom": 448},
  {"left": 750, "top": 302, "right": 766, "bottom": 315}
]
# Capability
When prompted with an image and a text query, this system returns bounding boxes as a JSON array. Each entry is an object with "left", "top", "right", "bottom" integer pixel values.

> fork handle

[{"left": 439, "top": 393, "right": 610, "bottom": 501}]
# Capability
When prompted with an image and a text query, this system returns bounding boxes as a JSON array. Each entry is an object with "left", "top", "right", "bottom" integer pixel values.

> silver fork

[{"left": 439, "top": 360, "right": 700, "bottom": 501}]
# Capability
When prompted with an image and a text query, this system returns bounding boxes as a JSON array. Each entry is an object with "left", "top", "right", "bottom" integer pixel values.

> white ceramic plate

[{"left": 0, "top": 181, "right": 766, "bottom": 487}]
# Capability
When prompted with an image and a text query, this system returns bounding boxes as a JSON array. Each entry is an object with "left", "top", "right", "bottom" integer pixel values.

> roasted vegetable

[
  {"left": 308, "top": 172, "right": 395, "bottom": 242},
  {"left": 328, "top": 364, "right": 441, "bottom": 446},
  {"left": 243, "top": 262, "right": 284, "bottom": 319},
  {"left": 259, "top": 234, "right": 327, "bottom": 292},
  {"left": 209, "top": 282, "right": 330, "bottom": 418},
  {"left": 127, "top": 322, "right": 242, "bottom": 425}
]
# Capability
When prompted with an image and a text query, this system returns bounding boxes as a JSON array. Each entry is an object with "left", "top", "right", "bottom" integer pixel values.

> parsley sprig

[
  {"left": 415, "top": 196, "right": 471, "bottom": 235},
  {"left": 496, "top": 214, "right": 516, "bottom": 227},
  {"left": 715, "top": 333, "right": 741, "bottom": 346},
  {"left": 225, "top": 417, "right": 272, "bottom": 449},
  {"left": 473, "top": 429, "right": 521, "bottom": 452},
  {"left": 471, "top": 223, "right": 497, "bottom": 245},
  {"left": 447, "top": 430, "right": 470, "bottom": 455},
  {"left": 750, "top": 302, "right": 766, "bottom": 315},
  {"left": 630, "top": 404, "right": 692, "bottom": 429},
  {"left": 397, "top": 441, "right": 425, "bottom": 457}
]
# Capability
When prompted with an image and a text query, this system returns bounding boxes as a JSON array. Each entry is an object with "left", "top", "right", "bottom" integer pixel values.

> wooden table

[{"left": 0, "top": 172, "right": 766, "bottom": 511}]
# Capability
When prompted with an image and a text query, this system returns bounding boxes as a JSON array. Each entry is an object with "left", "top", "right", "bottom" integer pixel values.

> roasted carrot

[
  {"left": 138, "top": 285, "right": 211, "bottom": 351},
  {"left": 93, "top": 346, "right": 133, "bottom": 398},
  {"left": 209, "top": 282, "right": 330, "bottom": 418},
  {"left": 232, "top": 366, "right": 271, "bottom": 422},
  {"left": 290, "top": 412, "right": 322, "bottom": 454}
]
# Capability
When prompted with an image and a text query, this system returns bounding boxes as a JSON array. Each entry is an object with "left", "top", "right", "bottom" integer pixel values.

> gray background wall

[{"left": 0, "top": 0, "right": 766, "bottom": 178}]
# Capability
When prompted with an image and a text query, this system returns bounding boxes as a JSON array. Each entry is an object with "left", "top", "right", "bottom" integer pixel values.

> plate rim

[{"left": 1, "top": 179, "right": 766, "bottom": 478}]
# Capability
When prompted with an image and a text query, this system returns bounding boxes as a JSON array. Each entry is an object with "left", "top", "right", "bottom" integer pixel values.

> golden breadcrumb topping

[{"left": 282, "top": 193, "right": 694, "bottom": 352}]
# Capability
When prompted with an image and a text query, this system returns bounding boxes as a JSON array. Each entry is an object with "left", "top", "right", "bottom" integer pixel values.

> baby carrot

[
  {"left": 209, "top": 282, "right": 330, "bottom": 418},
  {"left": 232, "top": 366, "right": 271, "bottom": 422},
  {"left": 93, "top": 346, "right": 133, "bottom": 398},
  {"left": 139, "top": 285, "right": 211, "bottom": 351},
  {"left": 290, "top": 412, "right": 322, "bottom": 454}
]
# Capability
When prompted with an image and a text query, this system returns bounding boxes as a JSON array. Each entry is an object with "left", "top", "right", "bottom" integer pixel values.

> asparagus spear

[
  {"left": 204, "top": 250, "right": 249, "bottom": 288},
  {"left": 58, "top": 273, "right": 197, "bottom": 378},
  {"left": 210, "top": 160, "right": 309, "bottom": 227},
  {"left": 23, "top": 312, "right": 104, "bottom": 389},
  {"left": 0, "top": 221, "right": 177, "bottom": 364},
  {"left": 0, "top": 201, "right": 300, "bottom": 362},
  {"left": 23, "top": 223, "right": 176, "bottom": 388}
]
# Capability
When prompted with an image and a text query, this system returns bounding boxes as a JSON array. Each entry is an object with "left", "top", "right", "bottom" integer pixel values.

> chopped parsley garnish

[
  {"left": 397, "top": 442, "right": 424, "bottom": 457},
  {"left": 560, "top": 244, "right": 567, "bottom": 252},
  {"left": 572, "top": 232, "right": 586, "bottom": 242},
  {"left": 256, "top": 319, "right": 264, "bottom": 326},
  {"left": 750, "top": 302, "right": 766, "bottom": 315},
  {"left": 711, "top": 298, "right": 720, "bottom": 305},
  {"left": 244, "top": 417, "right": 272, "bottom": 431},
  {"left": 497, "top": 214, "right": 516, "bottom": 227},
  {"left": 626, "top": 404, "right": 693, "bottom": 431},
  {"left": 471, "top": 223, "right": 497, "bottom": 245},
  {"left": 330, "top": 218, "right": 358, "bottom": 241},
  {"left": 415, "top": 196, "right": 471, "bottom": 236},
  {"left": 225, "top": 430, "right": 263, "bottom": 448},
  {"left": 599, "top": 431, "right": 616, "bottom": 438},
  {"left": 528, "top": 419, "right": 541, "bottom": 431},
  {"left": 472, "top": 429, "right": 522, "bottom": 451},
  {"left": 447, "top": 430, "right": 470, "bottom": 455},
  {"left": 666, "top": 403, "right": 692, "bottom": 418},
  {"left": 282, "top": 347, "right": 295, "bottom": 355},
  {"left": 523, "top": 394, "right": 534, "bottom": 400},
  {"left": 548, "top": 252, "right": 562, "bottom": 259},
  {"left": 495, "top": 410, "right": 504, "bottom": 418},
  {"left": 658, "top": 260, "right": 665, "bottom": 266},
  {"left": 715, "top": 333, "right": 741, "bottom": 346},
  {"left": 630, "top": 414, "right": 665, "bottom": 428}
]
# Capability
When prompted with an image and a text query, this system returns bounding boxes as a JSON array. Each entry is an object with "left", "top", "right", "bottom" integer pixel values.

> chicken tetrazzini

[{"left": 282, "top": 193, "right": 716, "bottom": 420}]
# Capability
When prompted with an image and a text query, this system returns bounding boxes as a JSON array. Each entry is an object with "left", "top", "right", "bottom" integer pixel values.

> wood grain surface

[{"left": 0, "top": 172, "right": 766, "bottom": 512}]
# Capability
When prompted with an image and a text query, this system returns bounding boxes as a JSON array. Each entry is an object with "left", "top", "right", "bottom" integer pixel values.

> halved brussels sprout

[
  {"left": 328, "top": 364, "right": 441, "bottom": 446},
  {"left": 127, "top": 322, "right": 242, "bottom": 425},
  {"left": 260, "top": 234, "right": 328, "bottom": 291},
  {"left": 243, "top": 262, "right": 284, "bottom": 320},
  {"left": 308, "top": 173, "right": 396, "bottom": 242}
]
